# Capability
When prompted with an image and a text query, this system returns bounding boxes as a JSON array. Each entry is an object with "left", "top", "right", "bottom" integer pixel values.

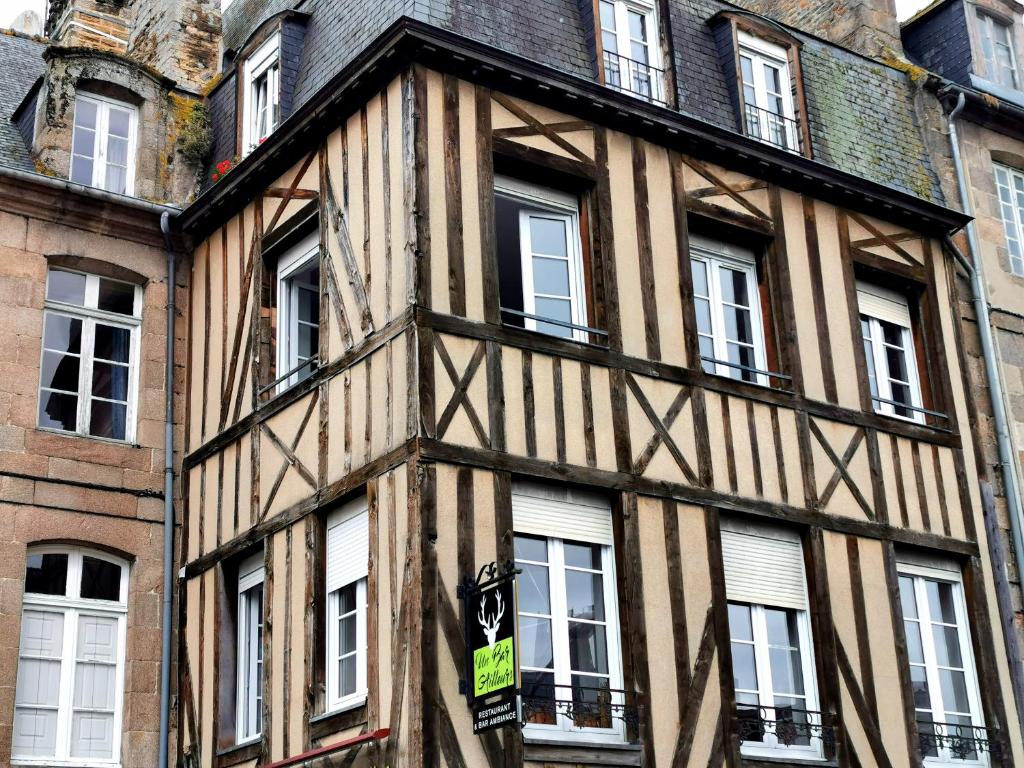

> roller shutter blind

[
  {"left": 512, "top": 480, "right": 613, "bottom": 545},
  {"left": 721, "top": 520, "right": 807, "bottom": 610},
  {"left": 326, "top": 497, "right": 369, "bottom": 594},
  {"left": 857, "top": 281, "right": 911, "bottom": 328}
]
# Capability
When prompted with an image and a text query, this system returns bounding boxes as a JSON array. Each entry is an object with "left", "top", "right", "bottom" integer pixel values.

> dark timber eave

[{"left": 176, "top": 17, "right": 971, "bottom": 240}]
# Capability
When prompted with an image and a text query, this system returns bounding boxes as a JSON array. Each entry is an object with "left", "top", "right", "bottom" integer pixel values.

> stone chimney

[
  {"left": 128, "top": 0, "right": 222, "bottom": 94},
  {"left": 45, "top": 0, "right": 132, "bottom": 54},
  {"left": 736, "top": 0, "right": 904, "bottom": 58}
]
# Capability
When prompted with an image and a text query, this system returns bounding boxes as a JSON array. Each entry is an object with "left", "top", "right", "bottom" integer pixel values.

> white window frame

[
  {"left": 730, "top": 603, "right": 822, "bottom": 759},
  {"left": 599, "top": 0, "right": 664, "bottom": 102},
  {"left": 496, "top": 177, "right": 590, "bottom": 343},
  {"left": 38, "top": 269, "right": 142, "bottom": 443},
  {"left": 236, "top": 552, "right": 265, "bottom": 745},
  {"left": 857, "top": 282, "right": 924, "bottom": 423},
  {"left": 69, "top": 93, "right": 138, "bottom": 196},
  {"left": 324, "top": 497, "right": 369, "bottom": 714},
  {"left": 13, "top": 546, "right": 129, "bottom": 768},
  {"left": 994, "top": 163, "right": 1024, "bottom": 276},
  {"left": 690, "top": 235, "right": 770, "bottom": 386},
  {"left": 897, "top": 562, "right": 987, "bottom": 766},
  {"left": 242, "top": 34, "right": 281, "bottom": 154},
  {"left": 976, "top": 10, "right": 1018, "bottom": 90},
  {"left": 275, "top": 232, "right": 321, "bottom": 393},
  {"left": 517, "top": 535, "right": 626, "bottom": 744},
  {"left": 738, "top": 31, "right": 799, "bottom": 152}
]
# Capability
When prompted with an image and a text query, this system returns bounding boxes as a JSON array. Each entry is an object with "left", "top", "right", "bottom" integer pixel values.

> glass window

[
  {"left": 690, "top": 236, "right": 769, "bottom": 385},
  {"left": 236, "top": 553, "right": 264, "bottom": 744},
  {"left": 70, "top": 94, "right": 137, "bottom": 196},
  {"left": 738, "top": 32, "right": 799, "bottom": 152},
  {"left": 243, "top": 35, "right": 281, "bottom": 153},
  {"left": 13, "top": 548, "right": 128, "bottom": 764},
  {"left": 977, "top": 11, "right": 1018, "bottom": 90},
  {"left": 516, "top": 533, "right": 625, "bottom": 742},
  {"left": 857, "top": 282, "right": 923, "bottom": 422},
  {"left": 495, "top": 178, "right": 592, "bottom": 343},
  {"left": 600, "top": 0, "right": 663, "bottom": 101},
  {"left": 994, "top": 163, "right": 1024, "bottom": 276},
  {"left": 276, "top": 233, "right": 321, "bottom": 392},
  {"left": 39, "top": 269, "right": 141, "bottom": 442},
  {"left": 898, "top": 564, "right": 986, "bottom": 763}
]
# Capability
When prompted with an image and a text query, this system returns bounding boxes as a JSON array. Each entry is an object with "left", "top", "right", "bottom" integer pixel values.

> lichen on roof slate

[{"left": 0, "top": 31, "right": 46, "bottom": 171}]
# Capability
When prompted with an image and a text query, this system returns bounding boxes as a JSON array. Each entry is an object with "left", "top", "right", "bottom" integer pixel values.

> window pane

[
  {"left": 44, "top": 313, "right": 82, "bottom": 353},
  {"left": 16, "top": 658, "right": 62, "bottom": 705},
  {"left": 691, "top": 260, "right": 709, "bottom": 296},
  {"left": 340, "top": 655, "right": 357, "bottom": 696},
  {"left": 12, "top": 708, "right": 58, "bottom": 757},
  {"left": 515, "top": 535, "right": 548, "bottom": 563},
  {"left": 564, "top": 541, "right": 602, "bottom": 569},
  {"left": 885, "top": 346, "right": 909, "bottom": 383},
  {"left": 73, "top": 663, "right": 116, "bottom": 709},
  {"left": 72, "top": 127, "right": 95, "bottom": 158},
  {"left": 71, "top": 155, "right": 94, "bottom": 186},
  {"left": 568, "top": 621, "right": 609, "bottom": 674},
  {"left": 731, "top": 641, "right": 758, "bottom": 691},
  {"left": 41, "top": 350, "right": 80, "bottom": 393},
  {"left": 927, "top": 581, "right": 958, "bottom": 624},
  {"left": 75, "top": 98, "right": 97, "bottom": 131},
  {"left": 600, "top": 0, "right": 616, "bottom": 31},
  {"left": 728, "top": 603, "right": 753, "bottom": 642},
  {"left": 694, "top": 297, "right": 713, "bottom": 335},
  {"left": 917, "top": 713, "right": 939, "bottom": 758},
  {"left": 518, "top": 563, "right": 551, "bottom": 615},
  {"left": 298, "top": 282, "right": 319, "bottom": 324},
  {"left": 932, "top": 625, "right": 964, "bottom": 668},
  {"left": 519, "top": 616, "right": 554, "bottom": 669},
  {"left": 18, "top": 610, "right": 64, "bottom": 658},
  {"left": 764, "top": 607, "right": 797, "bottom": 647},
  {"left": 565, "top": 570, "right": 605, "bottom": 621},
  {"left": 533, "top": 256, "right": 571, "bottom": 297},
  {"left": 529, "top": 217, "right": 568, "bottom": 258},
  {"left": 570, "top": 674, "right": 613, "bottom": 729},
  {"left": 719, "top": 266, "right": 750, "bottom": 306},
  {"left": 39, "top": 391, "right": 78, "bottom": 432},
  {"left": 338, "top": 582, "right": 357, "bottom": 615},
  {"left": 911, "top": 664, "right": 932, "bottom": 709},
  {"left": 94, "top": 324, "right": 131, "bottom": 363},
  {"left": 70, "top": 713, "right": 114, "bottom": 759},
  {"left": 521, "top": 670, "right": 557, "bottom": 725},
  {"left": 24, "top": 554, "right": 68, "bottom": 596},
  {"left": 724, "top": 305, "right": 754, "bottom": 344},
  {"left": 91, "top": 362, "right": 129, "bottom": 401},
  {"left": 89, "top": 400, "right": 127, "bottom": 440},
  {"left": 699, "top": 335, "right": 716, "bottom": 373},
  {"left": 534, "top": 296, "right": 573, "bottom": 338},
  {"left": 340, "top": 613, "right": 357, "bottom": 654},
  {"left": 905, "top": 620, "right": 925, "bottom": 664},
  {"left": 47, "top": 271, "right": 87, "bottom": 306},
  {"left": 108, "top": 107, "right": 131, "bottom": 138},
  {"left": 727, "top": 342, "right": 758, "bottom": 381},
  {"left": 939, "top": 669, "right": 971, "bottom": 714},
  {"left": 106, "top": 135, "right": 128, "bottom": 168},
  {"left": 899, "top": 576, "right": 917, "bottom": 619},
  {"left": 77, "top": 614, "right": 118, "bottom": 662},
  {"left": 80, "top": 556, "right": 122, "bottom": 601},
  {"left": 97, "top": 279, "right": 135, "bottom": 315},
  {"left": 769, "top": 646, "right": 805, "bottom": 697}
]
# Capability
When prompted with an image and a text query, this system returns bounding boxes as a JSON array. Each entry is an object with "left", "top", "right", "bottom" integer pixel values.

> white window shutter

[
  {"left": 238, "top": 551, "right": 264, "bottom": 593},
  {"left": 857, "top": 281, "right": 911, "bottom": 328},
  {"left": 326, "top": 498, "right": 369, "bottom": 594},
  {"left": 720, "top": 521, "right": 808, "bottom": 610},
  {"left": 512, "top": 481, "right": 613, "bottom": 546}
]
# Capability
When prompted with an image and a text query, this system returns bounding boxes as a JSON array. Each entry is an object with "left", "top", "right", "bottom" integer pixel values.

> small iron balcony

[
  {"left": 736, "top": 703, "right": 837, "bottom": 754},
  {"left": 743, "top": 103, "right": 803, "bottom": 154},
  {"left": 521, "top": 682, "right": 641, "bottom": 740},
  {"left": 603, "top": 50, "right": 667, "bottom": 106},
  {"left": 918, "top": 720, "right": 1003, "bottom": 762}
]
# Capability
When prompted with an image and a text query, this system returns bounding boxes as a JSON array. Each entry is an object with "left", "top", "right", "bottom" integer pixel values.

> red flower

[{"left": 259, "top": 136, "right": 267, "bottom": 145}]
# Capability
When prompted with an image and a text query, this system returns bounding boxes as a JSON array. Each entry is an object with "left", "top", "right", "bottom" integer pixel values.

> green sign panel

[{"left": 474, "top": 636, "right": 515, "bottom": 698}]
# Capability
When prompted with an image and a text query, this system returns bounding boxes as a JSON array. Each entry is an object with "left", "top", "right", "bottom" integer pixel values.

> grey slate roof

[
  {"left": 216, "top": 0, "right": 942, "bottom": 201},
  {"left": 0, "top": 31, "right": 45, "bottom": 171}
]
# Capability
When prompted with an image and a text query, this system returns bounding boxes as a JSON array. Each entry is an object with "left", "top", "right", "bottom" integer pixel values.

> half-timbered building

[{"left": 174, "top": 0, "right": 1024, "bottom": 766}]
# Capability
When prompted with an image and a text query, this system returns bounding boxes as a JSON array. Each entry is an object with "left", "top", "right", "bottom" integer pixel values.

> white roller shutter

[
  {"left": 857, "top": 281, "right": 911, "bottom": 328},
  {"left": 238, "top": 550, "right": 264, "bottom": 592},
  {"left": 326, "top": 497, "right": 369, "bottom": 594},
  {"left": 720, "top": 520, "right": 807, "bottom": 610},
  {"left": 512, "top": 480, "right": 613, "bottom": 546}
]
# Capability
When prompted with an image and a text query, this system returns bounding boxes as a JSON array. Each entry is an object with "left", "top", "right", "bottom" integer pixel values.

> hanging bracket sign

[{"left": 458, "top": 561, "right": 520, "bottom": 734}]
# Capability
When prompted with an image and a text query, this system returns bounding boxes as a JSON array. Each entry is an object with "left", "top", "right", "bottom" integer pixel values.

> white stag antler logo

[{"left": 477, "top": 590, "right": 505, "bottom": 650}]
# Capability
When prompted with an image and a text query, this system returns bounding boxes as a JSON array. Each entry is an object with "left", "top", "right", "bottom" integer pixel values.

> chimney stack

[{"left": 736, "top": 0, "right": 904, "bottom": 58}]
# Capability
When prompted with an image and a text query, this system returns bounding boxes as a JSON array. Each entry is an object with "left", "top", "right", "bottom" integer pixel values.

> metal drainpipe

[
  {"left": 159, "top": 211, "right": 177, "bottom": 768},
  {"left": 945, "top": 90, "right": 1024, "bottom": 690}
]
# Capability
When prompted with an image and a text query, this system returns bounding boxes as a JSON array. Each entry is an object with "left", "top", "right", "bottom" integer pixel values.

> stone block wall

[{"left": 128, "top": 0, "right": 221, "bottom": 95}]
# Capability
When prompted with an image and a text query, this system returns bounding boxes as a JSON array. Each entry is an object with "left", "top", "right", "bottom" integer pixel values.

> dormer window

[
  {"left": 70, "top": 93, "right": 137, "bottom": 196},
  {"left": 599, "top": 0, "right": 665, "bottom": 104},
  {"left": 242, "top": 34, "right": 280, "bottom": 154},
  {"left": 976, "top": 10, "right": 1018, "bottom": 90},
  {"left": 738, "top": 32, "right": 800, "bottom": 153}
]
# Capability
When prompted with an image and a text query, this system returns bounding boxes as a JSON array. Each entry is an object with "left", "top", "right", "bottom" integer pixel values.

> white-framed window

[
  {"left": 976, "top": 11, "right": 1018, "bottom": 90},
  {"left": 897, "top": 557, "right": 987, "bottom": 765},
  {"left": 513, "top": 482, "right": 625, "bottom": 743},
  {"left": 495, "top": 177, "right": 590, "bottom": 343},
  {"left": 242, "top": 34, "right": 281, "bottom": 154},
  {"left": 324, "top": 497, "right": 369, "bottom": 714},
  {"left": 690, "top": 235, "right": 770, "bottom": 386},
  {"left": 994, "top": 163, "right": 1024, "bottom": 276},
  {"left": 236, "top": 551, "right": 264, "bottom": 745},
  {"left": 13, "top": 547, "right": 129, "bottom": 766},
  {"left": 738, "top": 32, "right": 799, "bottom": 152},
  {"left": 275, "top": 232, "right": 321, "bottom": 392},
  {"left": 857, "top": 281, "right": 924, "bottom": 423},
  {"left": 599, "top": 0, "right": 664, "bottom": 102},
  {"left": 70, "top": 93, "right": 137, "bottom": 196},
  {"left": 38, "top": 268, "right": 142, "bottom": 443},
  {"left": 722, "top": 521, "right": 824, "bottom": 760}
]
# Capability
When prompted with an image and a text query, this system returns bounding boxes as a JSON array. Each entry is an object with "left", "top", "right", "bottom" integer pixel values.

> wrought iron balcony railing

[
  {"left": 603, "top": 50, "right": 667, "bottom": 105},
  {"left": 918, "top": 721, "right": 1003, "bottom": 761},
  {"left": 521, "top": 682, "right": 641, "bottom": 740},
  {"left": 743, "top": 103, "right": 802, "bottom": 154},
  {"left": 736, "top": 704, "right": 837, "bottom": 754}
]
